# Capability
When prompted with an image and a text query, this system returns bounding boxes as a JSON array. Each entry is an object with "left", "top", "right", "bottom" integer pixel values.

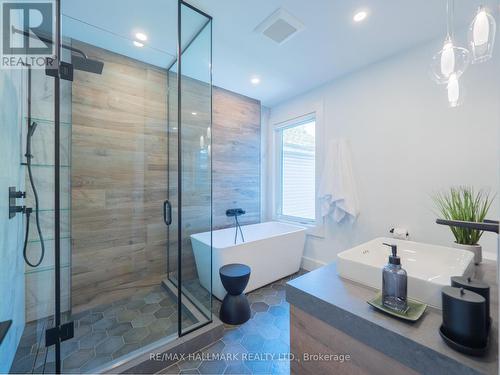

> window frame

[
  {"left": 273, "top": 113, "right": 317, "bottom": 226},
  {"left": 269, "top": 99, "right": 325, "bottom": 238}
]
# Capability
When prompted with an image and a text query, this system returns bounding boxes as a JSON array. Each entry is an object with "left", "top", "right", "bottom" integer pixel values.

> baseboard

[
  {"left": 301, "top": 256, "right": 327, "bottom": 271},
  {"left": 483, "top": 251, "right": 497, "bottom": 261}
]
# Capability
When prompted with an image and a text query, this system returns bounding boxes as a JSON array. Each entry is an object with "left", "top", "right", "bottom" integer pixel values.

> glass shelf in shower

[
  {"left": 37, "top": 208, "right": 71, "bottom": 212},
  {"left": 25, "top": 116, "right": 72, "bottom": 127},
  {"left": 28, "top": 208, "right": 71, "bottom": 214},
  {"left": 24, "top": 263, "right": 70, "bottom": 275},
  {"left": 21, "top": 163, "right": 71, "bottom": 168},
  {"left": 28, "top": 236, "right": 70, "bottom": 244}
]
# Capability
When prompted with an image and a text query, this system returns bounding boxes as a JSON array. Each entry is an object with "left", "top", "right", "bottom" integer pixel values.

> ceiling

[
  {"left": 61, "top": 0, "right": 206, "bottom": 68},
  {"left": 62, "top": 0, "right": 499, "bottom": 107}
]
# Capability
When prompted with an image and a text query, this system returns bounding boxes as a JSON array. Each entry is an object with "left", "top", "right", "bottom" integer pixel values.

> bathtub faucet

[
  {"left": 226, "top": 208, "right": 245, "bottom": 217},
  {"left": 226, "top": 208, "right": 246, "bottom": 244}
]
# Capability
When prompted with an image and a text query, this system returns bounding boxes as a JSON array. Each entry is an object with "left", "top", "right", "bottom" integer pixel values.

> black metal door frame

[
  {"left": 176, "top": 0, "right": 213, "bottom": 337},
  {"left": 169, "top": 0, "right": 214, "bottom": 338},
  {"left": 53, "top": 0, "right": 62, "bottom": 372}
]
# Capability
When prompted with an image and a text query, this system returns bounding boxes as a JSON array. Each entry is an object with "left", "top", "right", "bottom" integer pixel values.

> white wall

[{"left": 267, "top": 39, "right": 500, "bottom": 268}]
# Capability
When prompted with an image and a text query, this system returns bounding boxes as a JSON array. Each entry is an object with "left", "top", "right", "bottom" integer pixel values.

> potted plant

[{"left": 433, "top": 186, "right": 495, "bottom": 264}]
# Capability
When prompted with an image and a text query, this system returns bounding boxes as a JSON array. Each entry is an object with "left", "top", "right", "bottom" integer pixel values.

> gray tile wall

[
  {"left": 23, "top": 53, "right": 72, "bottom": 322},
  {"left": 0, "top": 61, "right": 26, "bottom": 372}
]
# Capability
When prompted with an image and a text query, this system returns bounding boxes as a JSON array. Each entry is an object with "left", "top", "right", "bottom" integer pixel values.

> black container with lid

[
  {"left": 451, "top": 276, "right": 490, "bottom": 330},
  {"left": 441, "top": 286, "right": 487, "bottom": 348}
]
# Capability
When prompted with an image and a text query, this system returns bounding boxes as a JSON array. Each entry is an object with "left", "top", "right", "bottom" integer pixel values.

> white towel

[{"left": 318, "top": 139, "right": 359, "bottom": 223}]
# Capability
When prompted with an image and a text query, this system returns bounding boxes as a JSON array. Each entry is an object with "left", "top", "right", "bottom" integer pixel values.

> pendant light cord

[{"left": 446, "top": 0, "right": 455, "bottom": 39}]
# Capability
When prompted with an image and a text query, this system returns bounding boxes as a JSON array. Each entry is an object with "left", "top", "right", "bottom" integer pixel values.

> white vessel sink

[{"left": 337, "top": 237, "right": 475, "bottom": 309}]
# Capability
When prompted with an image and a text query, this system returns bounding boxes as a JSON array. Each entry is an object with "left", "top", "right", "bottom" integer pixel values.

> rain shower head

[
  {"left": 72, "top": 55, "right": 104, "bottom": 75},
  {"left": 10, "top": 25, "right": 104, "bottom": 75}
]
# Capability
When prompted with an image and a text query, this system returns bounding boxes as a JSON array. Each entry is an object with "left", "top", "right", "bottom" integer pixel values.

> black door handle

[{"left": 163, "top": 200, "right": 172, "bottom": 226}]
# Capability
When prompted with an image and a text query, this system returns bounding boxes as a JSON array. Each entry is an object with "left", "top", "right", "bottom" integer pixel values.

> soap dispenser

[{"left": 382, "top": 243, "right": 408, "bottom": 312}]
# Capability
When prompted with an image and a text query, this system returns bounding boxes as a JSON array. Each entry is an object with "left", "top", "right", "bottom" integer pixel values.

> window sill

[
  {"left": 306, "top": 224, "right": 325, "bottom": 239},
  {"left": 273, "top": 217, "right": 325, "bottom": 239}
]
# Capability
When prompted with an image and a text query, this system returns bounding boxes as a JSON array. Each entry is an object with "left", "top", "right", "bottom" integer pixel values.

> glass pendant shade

[
  {"left": 468, "top": 6, "right": 496, "bottom": 63},
  {"left": 447, "top": 73, "right": 464, "bottom": 107},
  {"left": 431, "top": 36, "right": 470, "bottom": 84}
]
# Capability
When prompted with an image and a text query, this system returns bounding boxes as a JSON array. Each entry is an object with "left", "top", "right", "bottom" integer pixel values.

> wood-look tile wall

[
  {"left": 213, "top": 88, "right": 261, "bottom": 229},
  {"left": 71, "top": 41, "right": 169, "bottom": 312},
  {"left": 71, "top": 42, "right": 261, "bottom": 313}
]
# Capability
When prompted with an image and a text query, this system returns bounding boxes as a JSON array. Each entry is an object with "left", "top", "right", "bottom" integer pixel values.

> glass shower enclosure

[{"left": 8, "top": 1, "right": 213, "bottom": 373}]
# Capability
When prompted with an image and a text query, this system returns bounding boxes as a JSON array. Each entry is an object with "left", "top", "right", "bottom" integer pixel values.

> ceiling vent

[{"left": 255, "top": 8, "right": 304, "bottom": 45}]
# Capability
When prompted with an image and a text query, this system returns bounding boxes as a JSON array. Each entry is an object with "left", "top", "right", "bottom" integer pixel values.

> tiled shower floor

[{"left": 10, "top": 285, "right": 197, "bottom": 374}]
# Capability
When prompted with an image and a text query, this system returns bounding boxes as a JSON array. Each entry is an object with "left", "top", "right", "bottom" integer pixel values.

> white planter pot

[{"left": 453, "top": 242, "right": 482, "bottom": 265}]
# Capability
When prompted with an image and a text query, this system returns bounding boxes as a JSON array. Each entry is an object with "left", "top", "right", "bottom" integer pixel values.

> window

[{"left": 275, "top": 115, "right": 316, "bottom": 224}]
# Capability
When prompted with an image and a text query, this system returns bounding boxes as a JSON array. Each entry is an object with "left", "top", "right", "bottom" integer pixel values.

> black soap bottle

[{"left": 382, "top": 243, "right": 408, "bottom": 312}]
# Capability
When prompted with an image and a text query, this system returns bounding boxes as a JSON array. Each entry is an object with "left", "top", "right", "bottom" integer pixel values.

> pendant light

[
  {"left": 468, "top": 6, "right": 497, "bottom": 64},
  {"left": 430, "top": 0, "right": 470, "bottom": 84},
  {"left": 446, "top": 73, "right": 464, "bottom": 107}
]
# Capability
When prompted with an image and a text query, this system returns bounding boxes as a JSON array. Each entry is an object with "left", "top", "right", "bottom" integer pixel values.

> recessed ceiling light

[
  {"left": 251, "top": 77, "right": 261, "bottom": 85},
  {"left": 135, "top": 32, "right": 148, "bottom": 41},
  {"left": 353, "top": 10, "right": 368, "bottom": 23},
  {"left": 133, "top": 41, "right": 144, "bottom": 47},
  {"left": 191, "top": 112, "right": 198, "bottom": 116}
]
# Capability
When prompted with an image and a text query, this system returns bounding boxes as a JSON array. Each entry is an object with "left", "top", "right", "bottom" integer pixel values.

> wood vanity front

[{"left": 290, "top": 305, "right": 417, "bottom": 374}]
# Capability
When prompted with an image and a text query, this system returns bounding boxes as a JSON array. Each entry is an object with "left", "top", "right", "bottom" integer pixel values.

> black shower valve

[
  {"left": 12, "top": 205, "right": 26, "bottom": 213},
  {"left": 10, "top": 190, "right": 26, "bottom": 199},
  {"left": 8, "top": 187, "right": 26, "bottom": 219},
  {"left": 9, "top": 204, "right": 29, "bottom": 219}
]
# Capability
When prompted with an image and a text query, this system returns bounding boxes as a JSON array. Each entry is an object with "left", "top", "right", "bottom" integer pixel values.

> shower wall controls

[{"left": 8, "top": 187, "right": 26, "bottom": 219}]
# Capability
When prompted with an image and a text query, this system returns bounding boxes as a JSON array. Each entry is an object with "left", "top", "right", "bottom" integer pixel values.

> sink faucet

[{"left": 435, "top": 219, "right": 499, "bottom": 234}]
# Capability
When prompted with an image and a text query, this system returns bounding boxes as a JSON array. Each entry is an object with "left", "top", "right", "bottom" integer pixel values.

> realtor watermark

[
  {"left": 149, "top": 351, "right": 351, "bottom": 364},
  {"left": 1, "top": 0, "right": 55, "bottom": 69}
]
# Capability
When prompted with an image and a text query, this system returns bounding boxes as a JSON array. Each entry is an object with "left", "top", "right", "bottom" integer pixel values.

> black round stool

[{"left": 219, "top": 263, "right": 251, "bottom": 325}]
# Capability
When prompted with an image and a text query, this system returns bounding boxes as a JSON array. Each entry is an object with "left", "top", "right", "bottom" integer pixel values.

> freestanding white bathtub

[{"left": 191, "top": 221, "right": 306, "bottom": 300}]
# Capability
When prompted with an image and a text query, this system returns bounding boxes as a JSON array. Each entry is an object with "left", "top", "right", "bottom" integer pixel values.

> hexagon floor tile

[
  {"left": 10, "top": 284, "right": 194, "bottom": 374},
  {"left": 11, "top": 271, "right": 306, "bottom": 374},
  {"left": 96, "top": 336, "right": 125, "bottom": 356},
  {"left": 131, "top": 314, "right": 155, "bottom": 328},
  {"left": 250, "top": 302, "right": 269, "bottom": 312},
  {"left": 123, "top": 327, "right": 149, "bottom": 343},
  {"left": 161, "top": 269, "right": 307, "bottom": 375},
  {"left": 62, "top": 349, "right": 94, "bottom": 371}
]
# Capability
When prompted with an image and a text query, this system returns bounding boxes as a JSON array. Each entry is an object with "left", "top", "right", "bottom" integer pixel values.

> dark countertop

[{"left": 286, "top": 260, "right": 498, "bottom": 375}]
